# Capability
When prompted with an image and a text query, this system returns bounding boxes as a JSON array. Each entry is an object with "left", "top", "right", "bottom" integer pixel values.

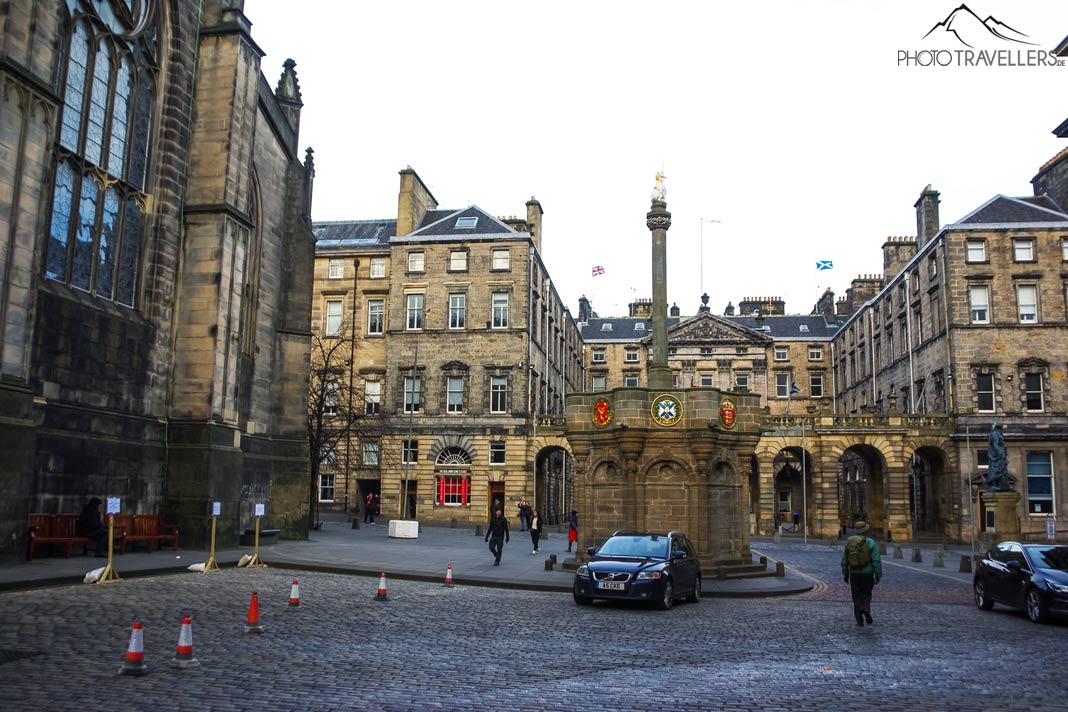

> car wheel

[
  {"left": 656, "top": 578, "right": 674, "bottom": 611},
  {"left": 974, "top": 580, "right": 994, "bottom": 611},
  {"left": 687, "top": 575, "right": 701, "bottom": 603},
  {"left": 573, "top": 583, "right": 592, "bottom": 606},
  {"left": 1025, "top": 588, "right": 1048, "bottom": 624}
]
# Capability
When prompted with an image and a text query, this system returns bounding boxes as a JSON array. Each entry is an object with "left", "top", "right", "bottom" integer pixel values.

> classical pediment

[{"left": 666, "top": 313, "right": 770, "bottom": 345}]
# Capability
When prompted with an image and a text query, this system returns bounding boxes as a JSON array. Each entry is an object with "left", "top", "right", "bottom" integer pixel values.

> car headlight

[
  {"left": 1048, "top": 581, "right": 1068, "bottom": 593},
  {"left": 576, "top": 565, "right": 588, "bottom": 576},
  {"left": 635, "top": 570, "right": 662, "bottom": 580}
]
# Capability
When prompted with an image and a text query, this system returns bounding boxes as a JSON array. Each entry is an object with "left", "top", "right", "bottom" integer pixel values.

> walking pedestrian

[
  {"left": 364, "top": 492, "right": 375, "bottom": 524},
  {"left": 373, "top": 493, "right": 381, "bottom": 517},
  {"left": 841, "top": 520, "right": 882, "bottom": 626},
  {"left": 484, "top": 509, "right": 510, "bottom": 566},
  {"left": 567, "top": 509, "right": 578, "bottom": 553},
  {"left": 529, "top": 509, "right": 544, "bottom": 554}
]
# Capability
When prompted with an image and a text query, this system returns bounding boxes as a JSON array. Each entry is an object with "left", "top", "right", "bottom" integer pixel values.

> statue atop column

[
  {"left": 651, "top": 171, "right": 667, "bottom": 203},
  {"left": 983, "top": 421, "right": 1011, "bottom": 492}
]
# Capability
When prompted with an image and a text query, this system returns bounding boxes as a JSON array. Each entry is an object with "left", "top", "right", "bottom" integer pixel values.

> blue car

[
  {"left": 573, "top": 530, "right": 702, "bottom": 610},
  {"left": 973, "top": 542, "right": 1068, "bottom": 623}
]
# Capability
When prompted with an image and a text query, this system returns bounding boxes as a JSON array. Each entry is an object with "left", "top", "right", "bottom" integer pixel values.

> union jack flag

[{"left": 592, "top": 265, "right": 605, "bottom": 276}]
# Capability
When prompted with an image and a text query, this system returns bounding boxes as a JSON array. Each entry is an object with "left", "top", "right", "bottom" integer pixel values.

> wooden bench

[
  {"left": 120, "top": 514, "right": 178, "bottom": 554},
  {"left": 111, "top": 514, "right": 133, "bottom": 554},
  {"left": 27, "top": 514, "right": 89, "bottom": 561}
]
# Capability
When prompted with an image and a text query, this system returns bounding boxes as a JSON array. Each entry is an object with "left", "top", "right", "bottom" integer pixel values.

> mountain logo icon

[{"left": 922, "top": 4, "right": 1037, "bottom": 48}]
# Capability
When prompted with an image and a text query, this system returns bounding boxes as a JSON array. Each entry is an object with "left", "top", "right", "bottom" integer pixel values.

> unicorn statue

[{"left": 651, "top": 171, "right": 667, "bottom": 202}]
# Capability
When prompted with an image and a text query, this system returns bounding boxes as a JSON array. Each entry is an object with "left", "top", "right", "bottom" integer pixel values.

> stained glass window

[{"left": 45, "top": 1, "right": 157, "bottom": 308}]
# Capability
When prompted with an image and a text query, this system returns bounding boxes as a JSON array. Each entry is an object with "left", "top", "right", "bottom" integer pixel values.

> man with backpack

[{"left": 840, "top": 521, "right": 882, "bottom": 626}]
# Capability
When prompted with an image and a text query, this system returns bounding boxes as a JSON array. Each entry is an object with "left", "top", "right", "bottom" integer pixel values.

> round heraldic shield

[
  {"left": 651, "top": 394, "right": 683, "bottom": 427},
  {"left": 720, "top": 398, "right": 737, "bottom": 429},
  {"left": 593, "top": 398, "right": 612, "bottom": 427}
]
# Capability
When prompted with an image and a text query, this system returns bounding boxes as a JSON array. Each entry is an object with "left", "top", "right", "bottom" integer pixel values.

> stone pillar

[
  {"left": 981, "top": 490, "right": 1022, "bottom": 541},
  {"left": 646, "top": 199, "right": 672, "bottom": 390}
]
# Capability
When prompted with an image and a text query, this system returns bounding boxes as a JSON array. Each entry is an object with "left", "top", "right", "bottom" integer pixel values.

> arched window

[{"left": 46, "top": 1, "right": 158, "bottom": 307}]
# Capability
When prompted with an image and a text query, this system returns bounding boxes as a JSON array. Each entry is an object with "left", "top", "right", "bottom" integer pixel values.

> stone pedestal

[
  {"left": 388, "top": 519, "right": 419, "bottom": 538},
  {"left": 981, "top": 490, "right": 1021, "bottom": 540}
]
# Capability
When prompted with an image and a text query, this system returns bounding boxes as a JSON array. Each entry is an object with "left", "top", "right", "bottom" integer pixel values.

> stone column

[{"left": 646, "top": 199, "right": 672, "bottom": 390}]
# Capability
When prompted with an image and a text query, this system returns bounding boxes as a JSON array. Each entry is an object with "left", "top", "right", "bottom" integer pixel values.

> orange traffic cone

[
  {"left": 444, "top": 564, "right": 454, "bottom": 588},
  {"left": 245, "top": 591, "right": 265, "bottom": 633},
  {"left": 118, "top": 622, "right": 148, "bottom": 676},
  {"left": 374, "top": 572, "right": 389, "bottom": 602},
  {"left": 171, "top": 615, "right": 199, "bottom": 668},
  {"left": 288, "top": 579, "right": 301, "bottom": 608}
]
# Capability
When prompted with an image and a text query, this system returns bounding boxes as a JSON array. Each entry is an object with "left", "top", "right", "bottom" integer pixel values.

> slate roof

[
  {"left": 398, "top": 206, "right": 525, "bottom": 242},
  {"left": 953, "top": 195, "right": 1068, "bottom": 227},
  {"left": 314, "top": 219, "right": 395, "bottom": 248},
  {"left": 580, "top": 314, "right": 840, "bottom": 342}
]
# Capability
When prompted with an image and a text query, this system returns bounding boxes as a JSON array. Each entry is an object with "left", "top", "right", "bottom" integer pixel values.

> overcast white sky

[{"left": 245, "top": 0, "right": 1068, "bottom": 319}]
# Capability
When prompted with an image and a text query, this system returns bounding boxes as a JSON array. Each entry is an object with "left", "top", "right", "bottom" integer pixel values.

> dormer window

[
  {"left": 798, "top": 324, "right": 809, "bottom": 333},
  {"left": 601, "top": 323, "right": 613, "bottom": 332},
  {"left": 634, "top": 322, "right": 645, "bottom": 331},
  {"left": 456, "top": 217, "right": 478, "bottom": 229}
]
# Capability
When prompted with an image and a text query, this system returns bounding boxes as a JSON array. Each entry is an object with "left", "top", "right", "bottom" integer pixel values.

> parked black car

[
  {"left": 573, "top": 530, "right": 701, "bottom": 610},
  {"left": 973, "top": 541, "right": 1068, "bottom": 623}
]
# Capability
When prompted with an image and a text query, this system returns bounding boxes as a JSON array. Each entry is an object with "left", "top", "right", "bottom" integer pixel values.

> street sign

[
  {"left": 1048, "top": 517, "right": 1057, "bottom": 541},
  {"left": 212, "top": 501, "right": 221, "bottom": 517},
  {"left": 255, "top": 503, "right": 265, "bottom": 517},
  {"left": 106, "top": 497, "right": 120, "bottom": 515}
]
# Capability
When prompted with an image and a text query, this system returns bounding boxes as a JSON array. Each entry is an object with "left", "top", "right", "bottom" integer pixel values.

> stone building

[
  {"left": 312, "top": 168, "right": 584, "bottom": 525},
  {"left": 0, "top": 0, "right": 315, "bottom": 560}
]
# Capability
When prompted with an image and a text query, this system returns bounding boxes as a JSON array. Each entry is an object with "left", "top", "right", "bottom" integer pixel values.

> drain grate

[{"left": 0, "top": 649, "right": 45, "bottom": 665}]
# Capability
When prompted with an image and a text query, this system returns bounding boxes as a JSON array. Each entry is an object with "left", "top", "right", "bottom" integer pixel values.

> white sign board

[
  {"left": 212, "top": 501, "right": 221, "bottom": 517},
  {"left": 255, "top": 503, "right": 265, "bottom": 517},
  {"left": 106, "top": 497, "right": 120, "bottom": 515},
  {"left": 1048, "top": 518, "right": 1057, "bottom": 541}
]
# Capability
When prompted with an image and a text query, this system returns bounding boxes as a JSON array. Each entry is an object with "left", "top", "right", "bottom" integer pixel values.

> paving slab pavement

[{"left": 1, "top": 519, "right": 814, "bottom": 596}]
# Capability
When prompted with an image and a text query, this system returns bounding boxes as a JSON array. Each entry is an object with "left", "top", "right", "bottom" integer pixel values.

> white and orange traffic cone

[
  {"left": 245, "top": 591, "right": 265, "bottom": 633},
  {"left": 444, "top": 564, "right": 454, "bottom": 588},
  {"left": 374, "top": 572, "right": 389, "bottom": 602},
  {"left": 118, "top": 622, "right": 148, "bottom": 676},
  {"left": 288, "top": 579, "right": 301, "bottom": 608},
  {"left": 171, "top": 615, "right": 199, "bottom": 668}
]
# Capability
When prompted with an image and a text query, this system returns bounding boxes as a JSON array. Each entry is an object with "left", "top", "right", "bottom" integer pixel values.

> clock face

[
  {"left": 650, "top": 394, "right": 683, "bottom": 427},
  {"left": 593, "top": 399, "right": 612, "bottom": 427}
]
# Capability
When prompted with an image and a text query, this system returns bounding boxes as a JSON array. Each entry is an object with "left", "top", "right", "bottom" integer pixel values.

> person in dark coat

[
  {"left": 76, "top": 497, "right": 107, "bottom": 557},
  {"left": 529, "top": 509, "right": 544, "bottom": 554},
  {"left": 567, "top": 510, "right": 578, "bottom": 553},
  {"left": 364, "top": 492, "right": 375, "bottom": 523},
  {"left": 484, "top": 509, "right": 510, "bottom": 566}
]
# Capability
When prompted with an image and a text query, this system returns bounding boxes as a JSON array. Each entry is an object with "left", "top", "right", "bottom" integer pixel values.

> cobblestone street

[{"left": 1, "top": 541, "right": 1066, "bottom": 711}]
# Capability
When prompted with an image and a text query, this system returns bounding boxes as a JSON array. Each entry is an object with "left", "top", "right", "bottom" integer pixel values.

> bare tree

[{"left": 307, "top": 321, "right": 367, "bottom": 530}]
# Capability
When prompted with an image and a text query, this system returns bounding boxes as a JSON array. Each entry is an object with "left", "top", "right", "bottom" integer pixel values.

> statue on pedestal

[
  {"left": 651, "top": 171, "right": 667, "bottom": 202},
  {"left": 982, "top": 421, "right": 1011, "bottom": 492}
]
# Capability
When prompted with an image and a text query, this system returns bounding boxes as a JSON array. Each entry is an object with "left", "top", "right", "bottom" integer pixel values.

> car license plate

[{"left": 598, "top": 581, "right": 625, "bottom": 590}]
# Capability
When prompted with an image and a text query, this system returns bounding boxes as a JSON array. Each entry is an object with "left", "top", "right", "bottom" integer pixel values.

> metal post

[
  {"left": 801, "top": 418, "right": 808, "bottom": 545},
  {"left": 346, "top": 259, "right": 359, "bottom": 512},
  {"left": 402, "top": 346, "right": 418, "bottom": 520}
]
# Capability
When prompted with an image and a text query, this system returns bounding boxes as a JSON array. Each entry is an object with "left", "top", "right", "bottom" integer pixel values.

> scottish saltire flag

[
  {"left": 790, "top": 382, "right": 802, "bottom": 395},
  {"left": 816, "top": 260, "right": 833, "bottom": 271},
  {"left": 592, "top": 265, "right": 605, "bottom": 276}
]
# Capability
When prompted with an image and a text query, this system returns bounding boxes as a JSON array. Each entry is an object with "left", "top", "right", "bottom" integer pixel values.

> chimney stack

[{"left": 914, "top": 185, "right": 940, "bottom": 250}]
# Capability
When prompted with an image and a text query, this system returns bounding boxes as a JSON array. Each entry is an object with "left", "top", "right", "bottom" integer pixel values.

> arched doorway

[
  {"left": 773, "top": 447, "right": 814, "bottom": 533},
  {"left": 838, "top": 445, "right": 886, "bottom": 536},
  {"left": 909, "top": 446, "right": 948, "bottom": 536},
  {"left": 534, "top": 446, "right": 573, "bottom": 525},
  {"left": 433, "top": 446, "right": 472, "bottom": 520}
]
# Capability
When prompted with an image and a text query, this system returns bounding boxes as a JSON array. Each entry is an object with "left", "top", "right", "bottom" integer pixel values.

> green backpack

[{"left": 846, "top": 536, "right": 872, "bottom": 569}]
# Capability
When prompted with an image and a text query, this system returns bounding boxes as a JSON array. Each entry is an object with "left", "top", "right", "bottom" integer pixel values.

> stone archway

[
  {"left": 838, "top": 445, "right": 888, "bottom": 536},
  {"left": 772, "top": 446, "right": 815, "bottom": 533},
  {"left": 909, "top": 445, "right": 950, "bottom": 537},
  {"left": 534, "top": 445, "right": 573, "bottom": 525}
]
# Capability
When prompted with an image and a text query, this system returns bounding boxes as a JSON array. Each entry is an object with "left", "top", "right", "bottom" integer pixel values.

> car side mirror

[
  {"left": 1007, "top": 560, "right": 1022, "bottom": 571},
  {"left": 673, "top": 551, "right": 686, "bottom": 559},
  {"left": 586, "top": 547, "right": 596, "bottom": 556}
]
